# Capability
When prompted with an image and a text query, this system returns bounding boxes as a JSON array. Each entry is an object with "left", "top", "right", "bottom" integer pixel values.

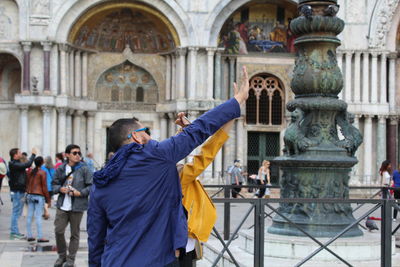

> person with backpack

[
  {"left": 42, "top": 156, "right": 55, "bottom": 197},
  {"left": 26, "top": 156, "right": 51, "bottom": 242},
  {"left": 8, "top": 147, "right": 37, "bottom": 240}
]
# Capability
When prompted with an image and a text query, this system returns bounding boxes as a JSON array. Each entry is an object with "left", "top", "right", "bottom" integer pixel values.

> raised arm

[{"left": 180, "top": 120, "right": 234, "bottom": 188}]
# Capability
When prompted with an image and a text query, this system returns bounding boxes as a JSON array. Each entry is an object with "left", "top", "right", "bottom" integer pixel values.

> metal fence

[{"left": 203, "top": 185, "right": 398, "bottom": 267}]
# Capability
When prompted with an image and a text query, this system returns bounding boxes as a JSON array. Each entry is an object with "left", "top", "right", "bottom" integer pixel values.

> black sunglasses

[{"left": 71, "top": 151, "right": 82, "bottom": 156}]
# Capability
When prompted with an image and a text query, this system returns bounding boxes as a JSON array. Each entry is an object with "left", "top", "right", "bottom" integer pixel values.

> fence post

[
  {"left": 381, "top": 196, "right": 392, "bottom": 267},
  {"left": 254, "top": 199, "right": 265, "bottom": 267},
  {"left": 224, "top": 186, "right": 230, "bottom": 240}
]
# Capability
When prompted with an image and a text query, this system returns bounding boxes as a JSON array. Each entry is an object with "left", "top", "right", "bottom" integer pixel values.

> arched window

[
  {"left": 246, "top": 74, "right": 284, "bottom": 125},
  {"left": 136, "top": 87, "right": 144, "bottom": 102}
]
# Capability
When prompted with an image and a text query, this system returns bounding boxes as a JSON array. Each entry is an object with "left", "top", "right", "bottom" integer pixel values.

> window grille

[{"left": 246, "top": 74, "right": 284, "bottom": 125}]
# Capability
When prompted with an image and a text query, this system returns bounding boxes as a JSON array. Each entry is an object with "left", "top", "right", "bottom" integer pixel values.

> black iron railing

[{"left": 203, "top": 185, "right": 398, "bottom": 267}]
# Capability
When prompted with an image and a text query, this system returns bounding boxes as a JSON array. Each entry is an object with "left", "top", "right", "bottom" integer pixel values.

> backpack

[{"left": 0, "top": 157, "right": 7, "bottom": 179}]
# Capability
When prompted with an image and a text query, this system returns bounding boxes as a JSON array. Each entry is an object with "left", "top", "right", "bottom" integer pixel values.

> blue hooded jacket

[{"left": 88, "top": 98, "right": 240, "bottom": 267}]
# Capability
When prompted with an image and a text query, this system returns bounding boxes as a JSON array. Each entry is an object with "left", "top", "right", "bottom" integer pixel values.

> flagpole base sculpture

[{"left": 268, "top": 0, "right": 363, "bottom": 237}]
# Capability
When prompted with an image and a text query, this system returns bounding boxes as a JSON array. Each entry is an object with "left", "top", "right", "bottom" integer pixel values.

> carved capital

[
  {"left": 74, "top": 110, "right": 84, "bottom": 116},
  {"left": 41, "top": 105, "right": 52, "bottom": 113},
  {"left": 57, "top": 107, "right": 68, "bottom": 115},
  {"left": 175, "top": 47, "right": 187, "bottom": 57},
  {"left": 206, "top": 47, "right": 217, "bottom": 56},
  {"left": 87, "top": 111, "right": 96, "bottom": 117},
  {"left": 41, "top": 41, "right": 52, "bottom": 51},
  {"left": 19, "top": 105, "right": 29, "bottom": 111},
  {"left": 370, "top": 51, "right": 379, "bottom": 58},
  {"left": 59, "top": 43, "right": 70, "bottom": 52},
  {"left": 67, "top": 109, "right": 75, "bottom": 116},
  {"left": 21, "top": 42, "right": 32, "bottom": 52},
  {"left": 388, "top": 52, "right": 398, "bottom": 60},
  {"left": 389, "top": 115, "right": 399, "bottom": 125},
  {"left": 188, "top": 46, "right": 199, "bottom": 52}
]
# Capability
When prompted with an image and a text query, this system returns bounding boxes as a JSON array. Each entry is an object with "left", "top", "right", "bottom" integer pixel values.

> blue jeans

[
  {"left": 26, "top": 194, "right": 45, "bottom": 239},
  {"left": 10, "top": 191, "right": 25, "bottom": 234}
]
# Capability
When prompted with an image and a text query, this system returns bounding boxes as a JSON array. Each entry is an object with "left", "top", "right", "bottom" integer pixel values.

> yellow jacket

[{"left": 180, "top": 128, "right": 229, "bottom": 242}]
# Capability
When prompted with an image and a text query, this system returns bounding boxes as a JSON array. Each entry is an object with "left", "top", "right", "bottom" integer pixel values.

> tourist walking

[
  {"left": 26, "top": 156, "right": 51, "bottom": 242},
  {"left": 392, "top": 164, "right": 400, "bottom": 221},
  {"left": 229, "top": 160, "right": 245, "bottom": 198},
  {"left": 379, "top": 160, "right": 392, "bottom": 186},
  {"left": 8, "top": 147, "right": 36, "bottom": 239},
  {"left": 84, "top": 152, "right": 96, "bottom": 173},
  {"left": 55, "top": 153, "right": 64, "bottom": 169},
  {"left": 42, "top": 156, "right": 55, "bottom": 197},
  {"left": 52, "top": 144, "right": 93, "bottom": 267},
  {"left": 256, "top": 160, "right": 271, "bottom": 198}
]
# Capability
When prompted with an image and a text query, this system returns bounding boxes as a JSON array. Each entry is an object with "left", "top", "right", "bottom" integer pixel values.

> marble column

[
  {"left": 50, "top": 43, "right": 59, "bottom": 95},
  {"left": 82, "top": 52, "right": 88, "bottom": 98},
  {"left": 206, "top": 47, "right": 216, "bottom": 100},
  {"left": 337, "top": 51, "right": 343, "bottom": 99},
  {"left": 74, "top": 51, "right": 82, "bottom": 97},
  {"left": 66, "top": 110, "right": 74, "bottom": 145},
  {"left": 81, "top": 114, "right": 87, "bottom": 153},
  {"left": 228, "top": 57, "right": 236, "bottom": 98},
  {"left": 353, "top": 115, "right": 362, "bottom": 184},
  {"left": 388, "top": 116, "right": 398, "bottom": 174},
  {"left": 73, "top": 110, "right": 83, "bottom": 145},
  {"left": 370, "top": 52, "right": 378, "bottom": 103},
  {"left": 363, "top": 115, "right": 373, "bottom": 185},
  {"left": 345, "top": 51, "right": 352, "bottom": 102},
  {"left": 159, "top": 113, "right": 167, "bottom": 141},
  {"left": 41, "top": 41, "right": 52, "bottom": 94},
  {"left": 57, "top": 108, "right": 67, "bottom": 152},
  {"left": 389, "top": 53, "right": 397, "bottom": 112},
  {"left": 354, "top": 51, "right": 361, "bottom": 103},
  {"left": 214, "top": 48, "right": 223, "bottom": 100},
  {"left": 69, "top": 50, "right": 75, "bottom": 96},
  {"left": 187, "top": 47, "right": 199, "bottom": 99},
  {"left": 236, "top": 117, "right": 245, "bottom": 162},
  {"left": 165, "top": 55, "right": 171, "bottom": 100},
  {"left": 59, "top": 44, "right": 68, "bottom": 95},
  {"left": 377, "top": 115, "right": 387, "bottom": 183},
  {"left": 168, "top": 113, "right": 177, "bottom": 138},
  {"left": 380, "top": 52, "right": 387, "bottom": 104},
  {"left": 214, "top": 149, "right": 223, "bottom": 181},
  {"left": 21, "top": 42, "right": 32, "bottom": 93},
  {"left": 19, "top": 105, "right": 29, "bottom": 152},
  {"left": 171, "top": 54, "right": 176, "bottom": 100},
  {"left": 362, "top": 52, "right": 370, "bottom": 103},
  {"left": 175, "top": 48, "right": 187, "bottom": 99},
  {"left": 87, "top": 112, "right": 95, "bottom": 154},
  {"left": 42, "top": 106, "right": 52, "bottom": 156}
]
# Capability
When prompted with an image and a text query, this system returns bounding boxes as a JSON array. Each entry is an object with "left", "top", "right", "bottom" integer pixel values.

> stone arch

[
  {"left": 95, "top": 60, "right": 158, "bottom": 104},
  {"left": 50, "top": 0, "right": 192, "bottom": 46},
  {"left": 206, "top": 0, "right": 298, "bottom": 46},
  {"left": 384, "top": 1, "right": 400, "bottom": 51},
  {"left": 369, "top": 0, "right": 400, "bottom": 49},
  {"left": 0, "top": 53, "right": 21, "bottom": 101}
]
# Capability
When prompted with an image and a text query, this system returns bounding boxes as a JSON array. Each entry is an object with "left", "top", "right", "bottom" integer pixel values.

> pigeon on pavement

[{"left": 366, "top": 217, "right": 379, "bottom": 231}]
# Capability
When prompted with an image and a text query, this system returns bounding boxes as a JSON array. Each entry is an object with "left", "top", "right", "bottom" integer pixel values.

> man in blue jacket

[{"left": 88, "top": 67, "right": 249, "bottom": 267}]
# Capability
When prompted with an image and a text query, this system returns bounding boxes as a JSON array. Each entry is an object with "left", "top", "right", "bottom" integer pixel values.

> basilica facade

[{"left": 0, "top": 0, "right": 399, "bottom": 185}]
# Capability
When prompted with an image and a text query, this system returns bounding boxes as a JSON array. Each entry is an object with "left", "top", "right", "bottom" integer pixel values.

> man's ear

[{"left": 131, "top": 132, "right": 143, "bottom": 144}]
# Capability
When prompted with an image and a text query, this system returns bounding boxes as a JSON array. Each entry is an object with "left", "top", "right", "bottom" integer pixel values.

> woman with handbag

[{"left": 26, "top": 156, "right": 51, "bottom": 242}]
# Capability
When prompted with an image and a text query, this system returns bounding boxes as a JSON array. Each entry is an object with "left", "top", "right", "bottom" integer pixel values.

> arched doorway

[
  {"left": 246, "top": 73, "right": 285, "bottom": 184},
  {"left": 0, "top": 53, "right": 21, "bottom": 101}
]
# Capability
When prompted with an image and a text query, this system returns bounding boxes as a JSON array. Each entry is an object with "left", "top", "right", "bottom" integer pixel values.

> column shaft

[
  {"left": 73, "top": 111, "right": 83, "bottom": 145},
  {"left": 74, "top": 51, "right": 82, "bottom": 97},
  {"left": 345, "top": 52, "right": 352, "bottom": 102},
  {"left": 87, "top": 112, "right": 95, "bottom": 153},
  {"left": 362, "top": 52, "right": 370, "bottom": 103},
  {"left": 228, "top": 57, "right": 236, "bottom": 98},
  {"left": 42, "top": 106, "right": 52, "bottom": 156},
  {"left": 337, "top": 52, "right": 343, "bottom": 99},
  {"left": 214, "top": 50, "right": 223, "bottom": 99},
  {"left": 69, "top": 51, "right": 74, "bottom": 96},
  {"left": 206, "top": 48, "right": 216, "bottom": 100},
  {"left": 187, "top": 47, "right": 198, "bottom": 99},
  {"left": 66, "top": 110, "right": 73, "bottom": 145},
  {"left": 388, "top": 117, "right": 398, "bottom": 176},
  {"left": 57, "top": 108, "right": 67, "bottom": 152},
  {"left": 165, "top": 55, "right": 171, "bottom": 100},
  {"left": 50, "top": 44, "right": 59, "bottom": 95},
  {"left": 354, "top": 52, "right": 361, "bottom": 102},
  {"left": 389, "top": 54, "right": 397, "bottom": 111},
  {"left": 60, "top": 45, "right": 67, "bottom": 95},
  {"left": 377, "top": 116, "right": 387, "bottom": 184},
  {"left": 19, "top": 106, "right": 29, "bottom": 152},
  {"left": 176, "top": 48, "right": 186, "bottom": 99},
  {"left": 82, "top": 53, "right": 88, "bottom": 98},
  {"left": 371, "top": 53, "right": 378, "bottom": 103},
  {"left": 159, "top": 114, "right": 167, "bottom": 140},
  {"left": 42, "top": 42, "right": 52, "bottom": 93},
  {"left": 21, "top": 42, "right": 32, "bottom": 93},
  {"left": 380, "top": 53, "right": 387, "bottom": 104},
  {"left": 363, "top": 116, "right": 373, "bottom": 184},
  {"left": 171, "top": 55, "right": 176, "bottom": 100},
  {"left": 236, "top": 118, "right": 244, "bottom": 161}
]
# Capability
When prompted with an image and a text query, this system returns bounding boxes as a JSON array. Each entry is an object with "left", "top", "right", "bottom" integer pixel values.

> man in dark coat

[
  {"left": 8, "top": 147, "right": 36, "bottom": 239},
  {"left": 88, "top": 67, "right": 249, "bottom": 267}
]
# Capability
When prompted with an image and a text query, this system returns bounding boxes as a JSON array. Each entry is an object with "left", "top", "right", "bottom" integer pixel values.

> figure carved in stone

[
  {"left": 0, "top": 7, "right": 12, "bottom": 40},
  {"left": 335, "top": 111, "right": 363, "bottom": 156},
  {"left": 283, "top": 108, "right": 315, "bottom": 155},
  {"left": 31, "top": 0, "right": 50, "bottom": 15},
  {"left": 31, "top": 76, "right": 39, "bottom": 95}
]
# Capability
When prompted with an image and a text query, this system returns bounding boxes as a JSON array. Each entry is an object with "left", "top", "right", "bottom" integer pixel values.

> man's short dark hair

[
  {"left": 65, "top": 144, "right": 81, "bottom": 154},
  {"left": 9, "top": 148, "right": 18, "bottom": 159},
  {"left": 108, "top": 118, "right": 141, "bottom": 152}
]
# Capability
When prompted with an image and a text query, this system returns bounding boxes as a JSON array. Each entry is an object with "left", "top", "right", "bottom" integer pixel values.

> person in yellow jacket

[{"left": 175, "top": 114, "right": 234, "bottom": 267}]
